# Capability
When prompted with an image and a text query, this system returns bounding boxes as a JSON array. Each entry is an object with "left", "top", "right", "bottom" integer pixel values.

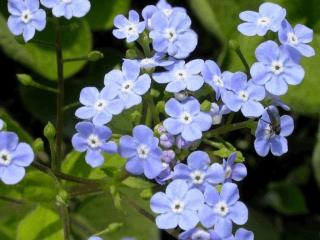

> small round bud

[
  {"left": 162, "top": 150, "right": 176, "bottom": 163},
  {"left": 17, "top": 74, "right": 34, "bottom": 86},
  {"left": 126, "top": 49, "right": 138, "bottom": 59},
  {"left": 56, "top": 189, "right": 69, "bottom": 206},
  {"left": 32, "top": 138, "right": 44, "bottom": 152},
  {"left": 88, "top": 51, "right": 104, "bottom": 62},
  {"left": 44, "top": 122, "right": 56, "bottom": 140},
  {"left": 156, "top": 101, "right": 165, "bottom": 113},
  {"left": 130, "top": 111, "right": 142, "bottom": 125},
  {"left": 150, "top": 88, "right": 160, "bottom": 98},
  {"left": 201, "top": 100, "right": 212, "bottom": 112}
]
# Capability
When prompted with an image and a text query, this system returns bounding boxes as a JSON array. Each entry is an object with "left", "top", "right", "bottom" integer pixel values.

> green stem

[
  {"left": 234, "top": 47, "right": 251, "bottom": 77},
  {"left": 204, "top": 119, "right": 254, "bottom": 138},
  {"left": 0, "top": 195, "right": 25, "bottom": 205},
  {"left": 147, "top": 96, "right": 160, "bottom": 125},
  {"left": 54, "top": 18, "right": 65, "bottom": 172},
  {"left": 59, "top": 204, "right": 71, "bottom": 240},
  {"left": 63, "top": 102, "right": 80, "bottom": 112}
]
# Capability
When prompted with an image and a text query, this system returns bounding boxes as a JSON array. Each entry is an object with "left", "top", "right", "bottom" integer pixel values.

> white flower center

[
  {"left": 257, "top": 17, "right": 271, "bottom": 26},
  {"left": 87, "top": 134, "right": 102, "bottom": 149},
  {"left": 264, "top": 124, "right": 275, "bottom": 138},
  {"left": 0, "top": 150, "right": 12, "bottom": 166},
  {"left": 171, "top": 200, "right": 185, "bottom": 213},
  {"left": 121, "top": 80, "right": 134, "bottom": 93},
  {"left": 21, "top": 10, "right": 32, "bottom": 24},
  {"left": 141, "top": 58, "right": 155, "bottom": 68},
  {"left": 175, "top": 70, "right": 187, "bottom": 81},
  {"left": 214, "top": 201, "right": 229, "bottom": 217},
  {"left": 165, "top": 28, "right": 177, "bottom": 42},
  {"left": 137, "top": 144, "right": 150, "bottom": 159},
  {"left": 213, "top": 75, "right": 224, "bottom": 87},
  {"left": 94, "top": 99, "right": 108, "bottom": 112},
  {"left": 191, "top": 230, "right": 211, "bottom": 240},
  {"left": 125, "top": 24, "right": 137, "bottom": 34},
  {"left": 180, "top": 112, "right": 193, "bottom": 124},
  {"left": 163, "top": 8, "right": 173, "bottom": 17},
  {"left": 190, "top": 170, "right": 205, "bottom": 184},
  {"left": 271, "top": 61, "right": 284, "bottom": 75},
  {"left": 287, "top": 32, "right": 299, "bottom": 45},
  {"left": 239, "top": 90, "right": 249, "bottom": 101},
  {"left": 61, "top": 0, "right": 72, "bottom": 4},
  {"left": 225, "top": 165, "right": 232, "bottom": 179}
]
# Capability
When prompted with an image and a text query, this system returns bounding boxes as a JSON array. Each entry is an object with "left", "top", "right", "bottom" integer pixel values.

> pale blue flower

[
  {"left": 113, "top": 10, "right": 145, "bottom": 43},
  {"left": 179, "top": 228, "right": 211, "bottom": 240},
  {"left": 40, "top": 0, "right": 90, "bottom": 19},
  {"left": 251, "top": 40, "right": 305, "bottom": 96},
  {"left": 238, "top": 2, "right": 286, "bottom": 36},
  {"left": 138, "top": 53, "right": 174, "bottom": 70},
  {"left": 119, "top": 125, "right": 163, "bottom": 179},
  {"left": 104, "top": 60, "right": 151, "bottom": 109},
  {"left": 75, "top": 87, "right": 124, "bottom": 125},
  {"left": 150, "top": 179, "right": 204, "bottom": 230},
  {"left": 163, "top": 97, "right": 212, "bottom": 141},
  {"left": 88, "top": 237, "right": 102, "bottom": 240},
  {"left": 153, "top": 60, "right": 204, "bottom": 93},
  {"left": 222, "top": 153, "right": 247, "bottom": 182},
  {"left": 0, "top": 131, "right": 34, "bottom": 185},
  {"left": 279, "top": 20, "right": 315, "bottom": 57},
  {"left": 7, "top": 0, "right": 46, "bottom": 42},
  {"left": 72, "top": 122, "right": 117, "bottom": 168}
]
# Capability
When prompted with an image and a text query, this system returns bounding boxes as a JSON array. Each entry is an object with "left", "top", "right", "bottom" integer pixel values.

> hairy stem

[
  {"left": 54, "top": 18, "right": 65, "bottom": 172},
  {"left": 59, "top": 204, "right": 71, "bottom": 240},
  {"left": 204, "top": 119, "right": 255, "bottom": 138}
]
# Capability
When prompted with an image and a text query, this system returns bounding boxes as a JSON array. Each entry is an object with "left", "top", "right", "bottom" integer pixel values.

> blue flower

[
  {"left": 209, "top": 103, "right": 231, "bottom": 125},
  {"left": 222, "top": 72, "right": 265, "bottom": 118},
  {"left": 251, "top": 41, "right": 305, "bottom": 96},
  {"left": 202, "top": 60, "right": 232, "bottom": 100},
  {"left": 254, "top": 106, "right": 294, "bottom": 157},
  {"left": 222, "top": 152, "right": 247, "bottom": 182},
  {"left": 119, "top": 125, "right": 163, "bottom": 179},
  {"left": 142, "top": 0, "right": 186, "bottom": 30},
  {"left": 153, "top": 60, "right": 204, "bottom": 93},
  {"left": 199, "top": 183, "right": 248, "bottom": 231},
  {"left": 238, "top": 2, "right": 286, "bottom": 36},
  {"left": 72, "top": 122, "right": 117, "bottom": 168},
  {"left": 40, "top": 0, "right": 90, "bottom": 19},
  {"left": 163, "top": 97, "right": 212, "bottom": 141},
  {"left": 104, "top": 60, "right": 151, "bottom": 109},
  {"left": 113, "top": 10, "right": 145, "bottom": 43},
  {"left": 75, "top": 87, "right": 124, "bottom": 126},
  {"left": 234, "top": 228, "right": 254, "bottom": 240},
  {"left": 149, "top": 11, "right": 197, "bottom": 59},
  {"left": 88, "top": 237, "right": 102, "bottom": 240},
  {"left": 138, "top": 53, "right": 174, "bottom": 70},
  {"left": 175, "top": 135, "right": 195, "bottom": 150},
  {"left": 7, "top": 0, "right": 46, "bottom": 42},
  {"left": 173, "top": 151, "right": 224, "bottom": 191},
  {"left": 279, "top": 20, "right": 315, "bottom": 57},
  {"left": 0, "top": 131, "right": 34, "bottom": 185},
  {"left": 150, "top": 179, "right": 204, "bottom": 230},
  {"left": 178, "top": 228, "right": 211, "bottom": 240}
]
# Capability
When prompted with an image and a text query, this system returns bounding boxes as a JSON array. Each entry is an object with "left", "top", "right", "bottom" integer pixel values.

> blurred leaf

[
  {"left": 17, "top": 205, "right": 63, "bottom": 240},
  {"left": 122, "top": 176, "right": 155, "bottom": 189},
  {"left": 265, "top": 181, "right": 308, "bottom": 215},
  {"left": 0, "top": 11, "right": 92, "bottom": 81},
  {"left": 211, "top": 141, "right": 245, "bottom": 162},
  {"left": 0, "top": 108, "right": 33, "bottom": 144},
  {"left": 86, "top": 0, "right": 131, "bottom": 30},
  {"left": 312, "top": 121, "right": 320, "bottom": 189},
  {"left": 283, "top": 221, "right": 320, "bottom": 240}
]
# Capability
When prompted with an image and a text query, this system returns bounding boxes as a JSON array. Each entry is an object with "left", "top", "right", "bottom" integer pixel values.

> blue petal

[
  {"left": 156, "top": 212, "right": 178, "bottom": 229},
  {"left": 184, "top": 188, "right": 204, "bottom": 211},
  {"left": 255, "top": 41, "right": 279, "bottom": 63},
  {"left": 198, "top": 205, "right": 216, "bottom": 228},
  {"left": 178, "top": 209, "right": 199, "bottom": 230},
  {"left": 23, "top": 24, "right": 36, "bottom": 42},
  {"left": 182, "top": 123, "right": 202, "bottom": 141},
  {"left": 166, "top": 80, "right": 186, "bottom": 92},
  {"left": 187, "top": 151, "right": 210, "bottom": 170},
  {"left": 134, "top": 74, "right": 151, "bottom": 95},
  {"left": 254, "top": 137, "right": 270, "bottom": 157},
  {"left": 270, "top": 135, "right": 288, "bottom": 156},
  {"left": 229, "top": 201, "right": 248, "bottom": 225},
  {"left": 119, "top": 135, "right": 137, "bottom": 158},
  {"left": 204, "top": 185, "right": 219, "bottom": 206},
  {"left": 265, "top": 75, "right": 288, "bottom": 95},
  {"left": 114, "top": 14, "right": 130, "bottom": 28},
  {"left": 163, "top": 118, "right": 183, "bottom": 135},
  {"left": 7, "top": 16, "right": 24, "bottom": 35},
  {"left": 128, "top": 10, "right": 140, "bottom": 23},
  {"left": 193, "top": 112, "right": 212, "bottom": 131},
  {"left": 101, "top": 141, "right": 118, "bottom": 154},
  {"left": 125, "top": 156, "right": 144, "bottom": 175},
  {"left": 238, "top": 23, "right": 258, "bottom": 36},
  {"left": 1, "top": 165, "right": 25, "bottom": 185},
  {"left": 241, "top": 101, "right": 264, "bottom": 118},
  {"left": 220, "top": 182, "right": 240, "bottom": 205},
  {"left": 12, "top": 143, "right": 34, "bottom": 167},
  {"left": 123, "top": 59, "right": 140, "bottom": 81},
  {"left": 206, "top": 163, "right": 224, "bottom": 184},
  {"left": 165, "top": 98, "right": 183, "bottom": 117},
  {"left": 165, "top": 179, "right": 188, "bottom": 201},
  {"left": 70, "top": 0, "right": 90, "bottom": 18},
  {"left": 144, "top": 158, "right": 163, "bottom": 179},
  {"left": 150, "top": 192, "right": 171, "bottom": 213},
  {"left": 0, "top": 132, "right": 18, "bottom": 151},
  {"left": 280, "top": 115, "right": 294, "bottom": 137},
  {"left": 235, "top": 228, "right": 254, "bottom": 240}
]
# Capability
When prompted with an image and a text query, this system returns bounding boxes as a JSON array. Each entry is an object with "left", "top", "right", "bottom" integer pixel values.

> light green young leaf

[{"left": 122, "top": 176, "right": 155, "bottom": 189}]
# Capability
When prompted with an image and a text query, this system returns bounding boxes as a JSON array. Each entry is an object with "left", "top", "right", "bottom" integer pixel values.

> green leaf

[
  {"left": 265, "top": 181, "right": 308, "bottom": 215},
  {"left": 212, "top": 141, "right": 245, "bottom": 162},
  {"left": 0, "top": 11, "right": 92, "bottom": 81},
  {"left": 86, "top": 0, "right": 131, "bottom": 30},
  {"left": 122, "top": 176, "right": 155, "bottom": 189},
  {"left": 17, "top": 205, "right": 63, "bottom": 240}
]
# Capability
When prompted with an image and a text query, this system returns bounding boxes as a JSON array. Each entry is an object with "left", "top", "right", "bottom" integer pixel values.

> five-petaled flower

[
  {"left": 104, "top": 60, "right": 151, "bottom": 109},
  {"left": 75, "top": 86, "right": 124, "bottom": 126},
  {"left": 7, "top": 0, "right": 46, "bottom": 42},
  {"left": 153, "top": 60, "right": 204, "bottom": 93},
  {"left": 150, "top": 179, "right": 204, "bottom": 230},
  {"left": 238, "top": 2, "right": 286, "bottom": 36},
  {"left": 72, "top": 121, "right": 117, "bottom": 168},
  {"left": 0, "top": 131, "right": 34, "bottom": 185},
  {"left": 113, "top": 10, "right": 146, "bottom": 43},
  {"left": 164, "top": 97, "right": 212, "bottom": 141},
  {"left": 251, "top": 40, "right": 305, "bottom": 96},
  {"left": 119, "top": 125, "right": 163, "bottom": 179}
]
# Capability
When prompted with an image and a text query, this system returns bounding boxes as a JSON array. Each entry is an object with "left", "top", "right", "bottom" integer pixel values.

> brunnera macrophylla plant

[{"left": 3, "top": 0, "right": 315, "bottom": 240}]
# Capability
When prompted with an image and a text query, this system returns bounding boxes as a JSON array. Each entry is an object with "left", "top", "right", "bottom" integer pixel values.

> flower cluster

[
  {"left": 0, "top": 119, "right": 34, "bottom": 185},
  {"left": 7, "top": 0, "right": 91, "bottom": 42},
  {"left": 69, "top": 0, "right": 314, "bottom": 239}
]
